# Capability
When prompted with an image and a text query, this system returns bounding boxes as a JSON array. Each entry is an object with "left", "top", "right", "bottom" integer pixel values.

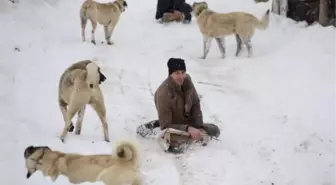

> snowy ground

[{"left": 0, "top": 0, "right": 335, "bottom": 184}]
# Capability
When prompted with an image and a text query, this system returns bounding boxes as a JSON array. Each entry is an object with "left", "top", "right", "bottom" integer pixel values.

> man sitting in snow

[
  {"left": 155, "top": 0, "right": 192, "bottom": 24},
  {"left": 137, "top": 58, "right": 220, "bottom": 153}
]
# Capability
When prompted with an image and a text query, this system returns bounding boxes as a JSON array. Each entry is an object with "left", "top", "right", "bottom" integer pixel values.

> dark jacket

[
  {"left": 155, "top": 0, "right": 192, "bottom": 21},
  {"left": 154, "top": 74, "right": 203, "bottom": 131}
]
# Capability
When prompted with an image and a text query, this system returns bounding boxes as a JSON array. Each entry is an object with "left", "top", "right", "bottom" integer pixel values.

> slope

[{"left": 0, "top": 0, "right": 334, "bottom": 185}]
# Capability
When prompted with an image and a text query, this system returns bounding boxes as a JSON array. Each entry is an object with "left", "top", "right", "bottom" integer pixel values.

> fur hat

[{"left": 167, "top": 58, "right": 186, "bottom": 75}]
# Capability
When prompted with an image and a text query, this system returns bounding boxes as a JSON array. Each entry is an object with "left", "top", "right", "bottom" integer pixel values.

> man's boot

[
  {"left": 136, "top": 120, "right": 160, "bottom": 137},
  {"left": 162, "top": 10, "right": 185, "bottom": 23},
  {"left": 201, "top": 123, "right": 221, "bottom": 138}
]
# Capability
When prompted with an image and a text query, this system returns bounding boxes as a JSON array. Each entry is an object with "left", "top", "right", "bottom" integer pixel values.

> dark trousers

[{"left": 155, "top": 0, "right": 192, "bottom": 21}]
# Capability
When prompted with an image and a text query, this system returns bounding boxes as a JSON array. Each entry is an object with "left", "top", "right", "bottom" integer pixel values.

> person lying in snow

[
  {"left": 155, "top": 0, "right": 192, "bottom": 24},
  {"left": 137, "top": 58, "right": 220, "bottom": 153}
]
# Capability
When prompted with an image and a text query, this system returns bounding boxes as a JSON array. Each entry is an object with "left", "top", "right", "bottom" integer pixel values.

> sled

[{"left": 157, "top": 128, "right": 210, "bottom": 154}]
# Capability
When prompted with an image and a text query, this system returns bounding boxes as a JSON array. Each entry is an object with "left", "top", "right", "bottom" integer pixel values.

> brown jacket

[{"left": 154, "top": 74, "right": 203, "bottom": 131}]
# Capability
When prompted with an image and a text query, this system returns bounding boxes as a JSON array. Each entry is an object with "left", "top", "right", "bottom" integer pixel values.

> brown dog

[
  {"left": 192, "top": 1, "right": 270, "bottom": 59},
  {"left": 24, "top": 139, "right": 142, "bottom": 185},
  {"left": 80, "top": 0, "right": 128, "bottom": 45}
]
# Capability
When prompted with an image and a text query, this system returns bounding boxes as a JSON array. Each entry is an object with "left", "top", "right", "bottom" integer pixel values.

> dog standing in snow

[
  {"left": 192, "top": 1, "right": 270, "bottom": 59},
  {"left": 80, "top": 0, "right": 128, "bottom": 45},
  {"left": 24, "top": 139, "right": 143, "bottom": 185},
  {"left": 58, "top": 60, "right": 109, "bottom": 143}
]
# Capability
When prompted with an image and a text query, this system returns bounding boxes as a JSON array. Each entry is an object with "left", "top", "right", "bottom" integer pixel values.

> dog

[
  {"left": 24, "top": 139, "right": 142, "bottom": 185},
  {"left": 192, "top": 1, "right": 270, "bottom": 59},
  {"left": 80, "top": 0, "right": 128, "bottom": 45},
  {"left": 58, "top": 60, "right": 109, "bottom": 143}
]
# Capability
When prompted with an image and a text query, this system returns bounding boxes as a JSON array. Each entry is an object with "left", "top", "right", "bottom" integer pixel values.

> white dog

[{"left": 58, "top": 60, "right": 109, "bottom": 143}]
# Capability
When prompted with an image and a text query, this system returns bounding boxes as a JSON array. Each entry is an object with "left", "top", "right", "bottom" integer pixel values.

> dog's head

[
  {"left": 86, "top": 62, "right": 107, "bottom": 88},
  {"left": 192, "top": 1, "right": 208, "bottom": 16},
  {"left": 115, "top": 0, "right": 128, "bottom": 12},
  {"left": 24, "top": 146, "right": 50, "bottom": 179}
]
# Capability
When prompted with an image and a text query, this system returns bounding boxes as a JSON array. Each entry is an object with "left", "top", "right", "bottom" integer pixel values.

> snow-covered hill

[{"left": 0, "top": 0, "right": 334, "bottom": 185}]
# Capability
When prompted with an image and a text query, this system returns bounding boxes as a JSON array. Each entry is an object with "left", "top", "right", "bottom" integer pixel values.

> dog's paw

[
  {"left": 68, "top": 123, "right": 74, "bottom": 132},
  {"left": 246, "top": 50, "right": 253, "bottom": 58},
  {"left": 199, "top": 56, "right": 206, "bottom": 59},
  {"left": 107, "top": 41, "right": 114, "bottom": 45},
  {"left": 91, "top": 40, "right": 96, "bottom": 45},
  {"left": 104, "top": 138, "right": 110, "bottom": 142},
  {"left": 60, "top": 137, "right": 65, "bottom": 143},
  {"left": 75, "top": 129, "right": 81, "bottom": 135}
]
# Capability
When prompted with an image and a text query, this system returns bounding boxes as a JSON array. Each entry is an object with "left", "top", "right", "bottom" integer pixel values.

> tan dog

[
  {"left": 58, "top": 60, "right": 109, "bottom": 143},
  {"left": 192, "top": 1, "right": 270, "bottom": 59},
  {"left": 24, "top": 139, "right": 142, "bottom": 185},
  {"left": 80, "top": 0, "right": 128, "bottom": 45}
]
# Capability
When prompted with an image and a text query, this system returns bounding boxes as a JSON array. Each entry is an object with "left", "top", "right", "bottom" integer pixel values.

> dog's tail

[
  {"left": 80, "top": 0, "right": 91, "bottom": 27},
  {"left": 254, "top": 9, "right": 270, "bottom": 30},
  {"left": 114, "top": 139, "right": 141, "bottom": 165},
  {"left": 85, "top": 62, "right": 100, "bottom": 88},
  {"left": 96, "top": 139, "right": 141, "bottom": 183}
]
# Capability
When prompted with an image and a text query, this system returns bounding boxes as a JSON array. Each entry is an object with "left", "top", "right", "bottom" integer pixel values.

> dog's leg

[
  {"left": 60, "top": 98, "right": 84, "bottom": 142},
  {"left": 75, "top": 105, "right": 86, "bottom": 135},
  {"left": 59, "top": 99, "right": 74, "bottom": 132},
  {"left": 91, "top": 20, "right": 97, "bottom": 45},
  {"left": 132, "top": 175, "right": 143, "bottom": 185},
  {"left": 235, "top": 34, "right": 243, "bottom": 57},
  {"left": 90, "top": 90, "right": 110, "bottom": 142},
  {"left": 105, "top": 25, "right": 115, "bottom": 45},
  {"left": 81, "top": 17, "right": 87, "bottom": 42},
  {"left": 103, "top": 25, "right": 109, "bottom": 44},
  {"left": 215, "top": 37, "right": 226, "bottom": 59},
  {"left": 242, "top": 37, "right": 253, "bottom": 57},
  {"left": 200, "top": 36, "right": 212, "bottom": 59},
  {"left": 99, "top": 169, "right": 135, "bottom": 185}
]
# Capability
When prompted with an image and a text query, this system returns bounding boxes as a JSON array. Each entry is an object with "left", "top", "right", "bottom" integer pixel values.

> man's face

[{"left": 170, "top": 70, "right": 186, "bottom": 86}]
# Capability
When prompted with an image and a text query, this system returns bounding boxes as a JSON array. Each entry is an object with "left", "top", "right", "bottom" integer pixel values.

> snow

[{"left": 0, "top": 0, "right": 335, "bottom": 185}]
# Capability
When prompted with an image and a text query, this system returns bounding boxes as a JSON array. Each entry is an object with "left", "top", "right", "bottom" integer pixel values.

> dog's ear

[
  {"left": 24, "top": 146, "right": 36, "bottom": 158},
  {"left": 98, "top": 68, "right": 107, "bottom": 84},
  {"left": 123, "top": 0, "right": 127, "bottom": 7},
  {"left": 202, "top": 1, "right": 208, "bottom": 8},
  {"left": 24, "top": 146, "right": 50, "bottom": 158}
]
